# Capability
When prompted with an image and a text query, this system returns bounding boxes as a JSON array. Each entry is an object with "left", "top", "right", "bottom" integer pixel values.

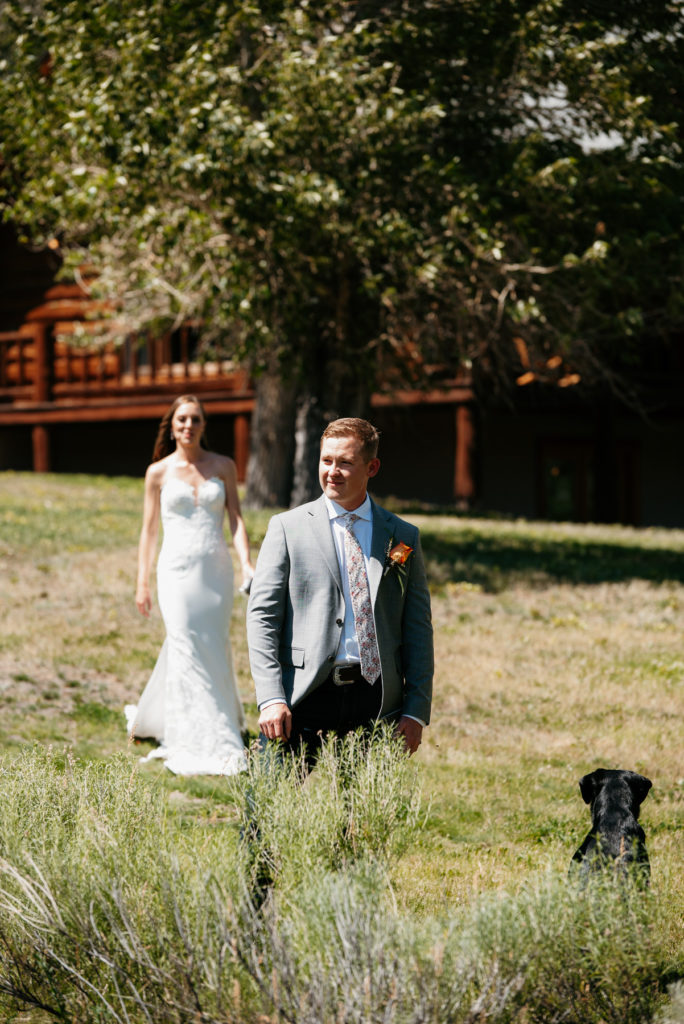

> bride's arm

[
  {"left": 221, "top": 457, "right": 254, "bottom": 589},
  {"left": 136, "top": 464, "right": 162, "bottom": 617}
]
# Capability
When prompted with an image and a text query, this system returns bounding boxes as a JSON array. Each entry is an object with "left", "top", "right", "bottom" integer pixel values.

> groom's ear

[{"left": 367, "top": 457, "right": 380, "bottom": 479}]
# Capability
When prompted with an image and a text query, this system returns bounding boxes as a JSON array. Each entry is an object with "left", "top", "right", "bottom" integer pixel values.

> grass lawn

[{"left": 1, "top": 470, "right": 683, "bottom": 1019}]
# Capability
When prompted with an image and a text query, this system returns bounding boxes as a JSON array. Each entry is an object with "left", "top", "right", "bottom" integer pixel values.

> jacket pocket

[{"left": 280, "top": 646, "right": 305, "bottom": 668}]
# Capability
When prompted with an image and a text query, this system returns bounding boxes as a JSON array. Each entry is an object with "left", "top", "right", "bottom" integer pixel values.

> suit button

[
  {"left": 328, "top": 654, "right": 335, "bottom": 662},
  {"left": 336, "top": 618, "right": 343, "bottom": 626}
]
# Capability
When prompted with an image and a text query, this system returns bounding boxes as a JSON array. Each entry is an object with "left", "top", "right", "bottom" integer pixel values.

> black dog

[{"left": 571, "top": 768, "right": 652, "bottom": 885}]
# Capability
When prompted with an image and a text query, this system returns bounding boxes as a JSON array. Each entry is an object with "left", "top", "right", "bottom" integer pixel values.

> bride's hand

[
  {"left": 239, "top": 568, "right": 255, "bottom": 595},
  {"left": 136, "top": 584, "right": 152, "bottom": 617}
]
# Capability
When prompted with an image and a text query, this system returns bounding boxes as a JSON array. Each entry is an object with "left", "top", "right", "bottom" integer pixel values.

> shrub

[
  {"left": 235, "top": 724, "right": 423, "bottom": 899},
  {"left": 236, "top": 868, "right": 671, "bottom": 1024},
  {"left": 0, "top": 743, "right": 676, "bottom": 1024},
  {"left": 0, "top": 746, "right": 245, "bottom": 1022}
]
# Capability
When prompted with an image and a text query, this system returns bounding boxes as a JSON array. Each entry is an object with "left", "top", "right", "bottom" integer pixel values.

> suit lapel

[
  {"left": 308, "top": 495, "right": 343, "bottom": 591},
  {"left": 369, "top": 500, "right": 393, "bottom": 603}
]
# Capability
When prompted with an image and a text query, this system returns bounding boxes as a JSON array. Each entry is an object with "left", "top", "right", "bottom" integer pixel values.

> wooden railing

[
  {"left": 0, "top": 323, "right": 249, "bottom": 403},
  {"left": 0, "top": 325, "right": 45, "bottom": 400},
  {"left": 0, "top": 275, "right": 258, "bottom": 474}
]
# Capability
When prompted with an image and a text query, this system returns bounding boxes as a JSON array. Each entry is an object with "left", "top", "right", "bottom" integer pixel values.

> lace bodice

[{"left": 159, "top": 476, "right": 229, "bottom": 568}]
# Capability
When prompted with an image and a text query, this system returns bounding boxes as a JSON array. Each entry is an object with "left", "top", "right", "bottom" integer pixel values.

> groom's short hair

[{"left": 321, "top": 418, "right": 380, "bottom": 461}]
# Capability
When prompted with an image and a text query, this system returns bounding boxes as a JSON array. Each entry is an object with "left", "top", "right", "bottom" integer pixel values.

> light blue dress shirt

[{"left": 324, "top": 493, "right": 374, "bottom": 665}]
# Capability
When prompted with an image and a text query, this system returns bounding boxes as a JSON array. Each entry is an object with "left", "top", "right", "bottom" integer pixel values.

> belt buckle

[{"left": 332, "top": 665, "right": 355, "bottom": 686}]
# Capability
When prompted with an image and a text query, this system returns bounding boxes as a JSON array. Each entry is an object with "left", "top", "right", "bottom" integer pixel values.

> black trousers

[
  {"left": 259, "top": 669, "right": 383, "bottom": 767},
  {"left": 291, "top": 671, "right": 381, "bottom": 749}
]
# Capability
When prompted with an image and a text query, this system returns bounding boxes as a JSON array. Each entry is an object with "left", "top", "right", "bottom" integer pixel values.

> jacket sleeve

[
  {"left": 246, "top": 515, "right": 290, "bottom": 707},
  {"left": 399, "top": 527, "right": 434, "bottom": 724}
]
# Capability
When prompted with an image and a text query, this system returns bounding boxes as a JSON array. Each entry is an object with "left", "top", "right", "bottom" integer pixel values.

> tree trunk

[
  {"left": 244, "top": 364, "right": 296, "bottom": 508},
  {"left": 289, "top": 394, "right": 327, "bottom": 507},
  {"left": 289, "top": 375, "right": 373, "bottom": 507},
  {"left": 248, "top": 262, "right": 375, "bottom": 508}
]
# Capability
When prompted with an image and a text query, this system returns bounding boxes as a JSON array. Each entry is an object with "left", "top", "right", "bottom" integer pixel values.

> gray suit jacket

[{"left": 247, "top": 495, "right": 433, "bottom": 724}]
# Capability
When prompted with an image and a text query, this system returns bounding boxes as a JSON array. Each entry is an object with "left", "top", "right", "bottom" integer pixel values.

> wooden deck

[{"left": 0, "top": 284, "right": 254, "bottom": 474}]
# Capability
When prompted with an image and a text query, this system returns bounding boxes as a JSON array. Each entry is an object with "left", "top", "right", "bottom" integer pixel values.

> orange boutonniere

[
  {"left": 389, "top": 541, "right": 413, "bottom": 566},
  {"left": 383, "top": 538, "right": 413, "bottom": 592}
]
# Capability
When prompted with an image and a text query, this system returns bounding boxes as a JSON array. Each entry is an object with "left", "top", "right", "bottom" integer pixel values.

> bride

[{"left": 125, "top": 394, "right": 254, "bottom": 776}]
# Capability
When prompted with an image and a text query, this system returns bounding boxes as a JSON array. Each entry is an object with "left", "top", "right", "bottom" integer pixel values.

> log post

[
  {"left": 454, "top": 402, "right": 476, "bottom": 508},
  {"left": 234, "top": 412, "right": 250, "bottom": 483},
  {"left": 32, "top": 424, "right": 51, "bottom": 472}
]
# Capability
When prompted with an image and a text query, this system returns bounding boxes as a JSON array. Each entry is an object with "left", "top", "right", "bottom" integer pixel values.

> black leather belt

[{"left": 330, "top": 664, "right": 364, "bottom": 686}]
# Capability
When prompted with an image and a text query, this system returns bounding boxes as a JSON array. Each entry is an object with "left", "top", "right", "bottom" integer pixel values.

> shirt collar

[{"left": 324, "top": 493, "right": 372, "bottom": 522}]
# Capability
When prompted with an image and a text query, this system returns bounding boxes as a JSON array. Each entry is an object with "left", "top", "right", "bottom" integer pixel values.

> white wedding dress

[{"left": 125, "top": 474, "right": 247, "bottom": 776}]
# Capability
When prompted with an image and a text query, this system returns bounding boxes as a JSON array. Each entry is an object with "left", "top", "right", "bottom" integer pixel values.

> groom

[{"left": 247, "top": 417, "right": 433, "bottom": 758}]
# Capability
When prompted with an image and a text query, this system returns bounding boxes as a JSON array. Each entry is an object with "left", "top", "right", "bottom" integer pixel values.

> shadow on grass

[{"left": 420, "top": 527, "right": 684, "bottom": 591}]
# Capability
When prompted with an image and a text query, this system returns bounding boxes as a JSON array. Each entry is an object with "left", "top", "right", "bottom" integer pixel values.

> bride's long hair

[{"left": 152, "top": 394, "right": 209, "bottom": 462}]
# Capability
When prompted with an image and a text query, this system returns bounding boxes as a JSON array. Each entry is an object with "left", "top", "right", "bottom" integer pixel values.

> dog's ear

[
  {"left": 579, "top": 770, "right": 605, "bottom": 804},
  {"left": 624, "top": 771, "right": 652, "bottom": 809}
]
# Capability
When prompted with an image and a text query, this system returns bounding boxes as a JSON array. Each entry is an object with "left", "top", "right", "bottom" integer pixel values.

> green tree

[{"left": 1, "top": 0, "right": 682, "bottom": 503}]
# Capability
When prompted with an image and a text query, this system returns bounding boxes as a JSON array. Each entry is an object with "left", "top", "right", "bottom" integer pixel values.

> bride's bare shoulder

[
  {"left": 208, "top": 452, "right": 237, "bottom": 480},
  {"left": 145, "top": 456, "right": 172, "bottom": 487}
]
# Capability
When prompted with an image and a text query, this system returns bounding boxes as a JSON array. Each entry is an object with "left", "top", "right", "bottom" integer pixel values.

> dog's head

[{"left": 579, "top": 768, "right": 652, "bottom": 817}]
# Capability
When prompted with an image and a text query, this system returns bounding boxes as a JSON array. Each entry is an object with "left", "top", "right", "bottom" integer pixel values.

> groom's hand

[
  {"left": 395, "top": 716, "right": 423, "bottom": 755},
  {"left": 259, "top": 701, "right": 292, "bottom": 741}
]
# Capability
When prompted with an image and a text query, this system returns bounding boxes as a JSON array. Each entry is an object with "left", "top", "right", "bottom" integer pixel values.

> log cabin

[{"left": 2, "top": 224, "right": 683, "bottom": 527}]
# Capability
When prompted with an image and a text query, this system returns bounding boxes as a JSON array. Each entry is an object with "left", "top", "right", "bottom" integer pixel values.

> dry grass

[{"left": 1, "top": 473, "right": 683, "bottom": 967}]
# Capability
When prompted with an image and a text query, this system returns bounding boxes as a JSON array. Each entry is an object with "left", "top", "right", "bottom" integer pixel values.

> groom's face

[{"left": 319, "top": 435, "right": 380, "bottom": 511}]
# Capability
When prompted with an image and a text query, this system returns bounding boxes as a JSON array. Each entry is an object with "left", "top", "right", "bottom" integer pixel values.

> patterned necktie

[{"left": 344, "top": 513, "right": 381, "bottom": 684}]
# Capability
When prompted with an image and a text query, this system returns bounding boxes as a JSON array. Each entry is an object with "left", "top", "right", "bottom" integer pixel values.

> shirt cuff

[
  {"left": 402, "top": 714, "right": 426, "bottom": 727},
  {"left": 259, "top": 697, "right": 289, "bottom": 711}
]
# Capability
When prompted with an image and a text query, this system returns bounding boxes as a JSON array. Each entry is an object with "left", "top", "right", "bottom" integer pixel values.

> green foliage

[{"left": 0, "top": 0, "right": 682, "bottom": 403}]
